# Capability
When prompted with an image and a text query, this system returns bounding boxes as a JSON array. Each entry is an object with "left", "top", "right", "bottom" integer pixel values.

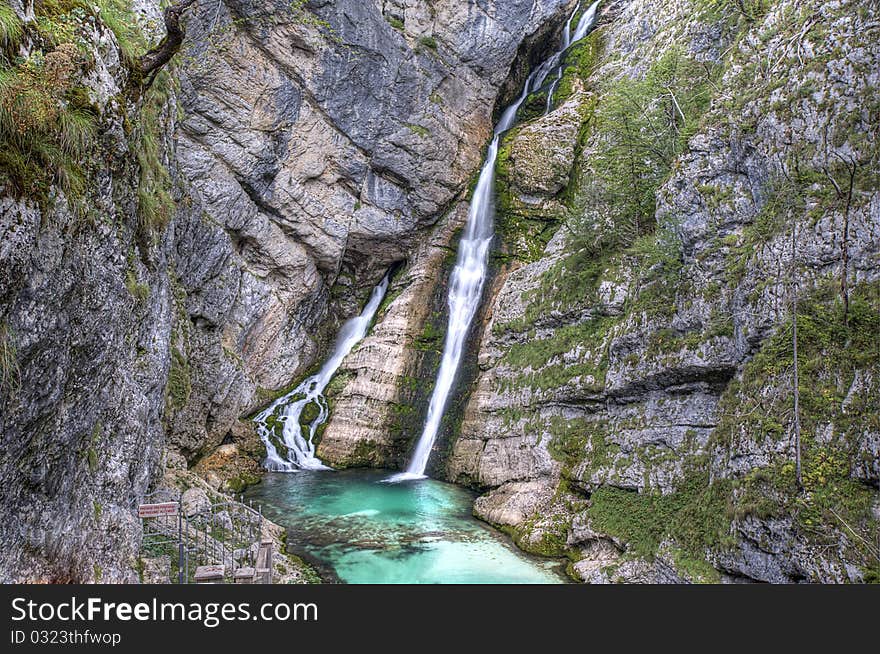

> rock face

[
  {"left": 0, "top": 0, "right": 579, "bottom": 581},
  {"left": 2, "top": 0, "right": 877, "bottom": 585},
  {"left": 450, "top": 0, "right": 880, "bottom": 583},
  {"left": 0, "top": 5, "right": 172, "bottom": 581},
  {"left": 167, "top": 0, "right": 577, "bottom": 467}
]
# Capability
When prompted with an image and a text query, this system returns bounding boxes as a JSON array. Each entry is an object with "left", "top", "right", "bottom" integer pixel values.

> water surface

[{"left": 245, "top": 469, "right": 567, "bottom": 584}]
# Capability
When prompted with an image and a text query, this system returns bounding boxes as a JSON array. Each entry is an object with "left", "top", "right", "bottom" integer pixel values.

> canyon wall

[
  {"left": 0, "top": 0, "right": 575, "bottom": 581},
  {"left": 450, "top": 0, "right": 880, "bottom": 582}
]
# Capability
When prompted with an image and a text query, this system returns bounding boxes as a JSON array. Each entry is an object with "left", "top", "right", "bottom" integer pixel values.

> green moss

[
  {"left": 350, "top": 440, "right": 380, "bottom": 465},
  {"left": 227, "top": 472, "right": 262, "bottom": 494},
  {"left": 671, "top": 550, "right": 722, "bottom": 583},
  {"left": 82, "top": 420, "right": 102, "bottom": 472},
  {"left": 166, "top": 347, "right": 191, "bottom": 410},
  {"left": 498, "top": 315, "right": 614, "bottom": 393},
  {"left": 413, "top": 312, "right": 444, "bottom": 352},
  {"left": 552, "top": 29, "right": 603, "bottom": 106},
  {"left": 93, "top": 499, "right": 102, "bottom": 522},
  {"left": 285, "top": 551, "right": 323, "bottom": 584},
  {"left": 406, "top": 122, "right": 430, "bottom": 138},
  {"left": 124, "top": 263, "right": 150, "bottom": 301},
  {"left": 548, "top": 417, "right": 620, "bottom": 478},
  {"left": 387, "top": 16, "right": 404, "bottom": 31},
  {"left": 418, "top": 35, "right": 437, "bottom": 50},
  {"left": 324, "top": 370, "right": 354, "bottom": 398},
  {"left": 133, "top": 69, "right": 174, "bottom": 244},
  {"left": 516, "top": 91, "right": 548, "bottom": 123},
  {"left": 299, "top": 400, "right": 321, "bottom": 426}
]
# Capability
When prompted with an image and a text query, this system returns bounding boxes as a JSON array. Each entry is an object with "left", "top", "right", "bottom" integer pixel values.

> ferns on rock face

[
  {"left": 0, "top": 4, "right": 23, "bottom": 50},
  {"left": 0, "top": 0, "right": 173, "bottom": 236},
  {"left": 0, "top": 44, "right": 98, "bottom": 202}
]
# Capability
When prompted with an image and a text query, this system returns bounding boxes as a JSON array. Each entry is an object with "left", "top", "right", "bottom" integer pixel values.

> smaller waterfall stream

[
  {"left": 545, "top": 4, "right": 580, "bottom": 114},
  {"left": 389, "top": 0, "right": 601, "bottom": 482},
  {"left": 254, "top": 274, "right": 391, "bottom": 471}
]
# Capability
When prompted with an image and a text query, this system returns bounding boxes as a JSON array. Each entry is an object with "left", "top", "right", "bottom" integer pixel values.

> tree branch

[{"left": 137, "top": 0, "right": 198, "bottom": 88}]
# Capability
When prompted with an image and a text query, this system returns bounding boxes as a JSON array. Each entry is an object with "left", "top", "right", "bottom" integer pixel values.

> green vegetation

[
  {"left": 699, "top": 0, "right": 772, "bottom": 23},
  {"left": 406, "top": 122, "right": 430, "bottom": 138},
  {"left": 582, "top": 283, "right": 880, "bottom": 579},
  {"left": 82, "top": 420, "right": 102, "bottom": 472},
  {"left": 712, "top": 282, "right": 880, "bottom": 573},
  {"left": 552, "top": 29, "right": 603, "bottom": 106},
  {"left": 493, "top": 31, "right": 602, "bottom": 264},
  {"left": 0, "top": 0, "right": 175, "bottom": 242},
  {"left": 499, "top": 316, "right": 614, "bottom": 392},
  {"left": 0, "top": 41, "right": 98, "bottom": 203},
  {"left": 0, "top": 322, "right": 20, "bottom": 396},
  {"left": 413, "top": 313, "right": 444, "bottom": 352},
  {"left": 587, "top": 464, "right": 735, "bottom": 563},
  {"left": 0, "top": 4, "right": 22, "bottom": 49},
  {"left": 96, "top": 0, "right": 148, "bottom": 66},
  {"left": 585, "top": 46, "right": 716, "bottom": 246},
  {"left": 418, "top": 35, "right": 437, "bottom": 50},
  {"left": 124, "top": 253, "right": 150, "bottom": 301},
  {"left": 387, "top": 16, "right": 404, "bottom": 31},
  {"left": 167, "top": 346, "right": 191, "bottom": 410},
  {"left": 133, "top": 69, "right": 175, "bottom": 244},
  {"left": 227, "top": 472, "right": 262, "bottom": 494}
]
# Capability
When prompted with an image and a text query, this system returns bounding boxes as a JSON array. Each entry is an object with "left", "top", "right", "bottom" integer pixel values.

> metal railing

[{"left": 140, "top": 490, "right": 267, "bottom": 584}]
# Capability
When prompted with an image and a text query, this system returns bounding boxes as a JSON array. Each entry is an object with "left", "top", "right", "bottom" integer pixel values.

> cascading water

[
  {"left": 254, "top": 273, "right": 391, "bottom": 471},
  {"left": 545, "top": 4, "right": 580, "bottom": 114},
  {"left": 388, "top": 1, "right": 602, "bottom": 483}
]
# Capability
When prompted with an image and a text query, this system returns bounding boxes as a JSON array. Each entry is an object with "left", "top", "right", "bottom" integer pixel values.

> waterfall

[
  {"left": 254, "top": 273, "right": 391, "bottom": 471},
  {"left": 545, "top": 3, "right": 580, "bottom": 114},
  {"left": 388, "top": 1, "right": 602, "bottom": 482},
  {"left": 546, "top": 1, "right": 601, "bottom": 115}
]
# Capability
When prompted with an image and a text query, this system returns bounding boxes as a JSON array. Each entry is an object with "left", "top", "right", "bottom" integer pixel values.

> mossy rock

[{"left": 299, "top": 400, "right": 321, "bottom": 426}]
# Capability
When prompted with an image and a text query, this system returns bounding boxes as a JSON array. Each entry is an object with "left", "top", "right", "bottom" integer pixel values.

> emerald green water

[{"left": 245, "top": 469, "right": 567, "bottom": 584}]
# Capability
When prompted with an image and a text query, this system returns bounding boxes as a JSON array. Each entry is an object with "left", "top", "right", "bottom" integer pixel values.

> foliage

[
  {"left": 167, "top": 345, "right": 191, "bottom": 410},
  {"left": 96, "top": 0, "right": 148, "bottom": 67},
  {"left": 587, "top": 464, "right": 735, "bottom": 561},
  {"left": 0, "top": 42, "right": 97, "bottom": 202},
  {"left": 585, "top": 47, "right": 715, "bottom": 244},
  {"left": 0, "top": 3, "right": 22, "bottom": 52},
  {"left": 0, "top": 322, "right": 20, "bottom": 396},
  {"left": 418, "top": 35, "right": 437, "bottom": 50},
  {"left": 699, "top": 0, "right": 772, "bottom": 22},
  {"left": 712, "top": 281, "right": 880, "bottom": 574},
  {"left": 133, "top": 70, "right": 174, "bottom": 241}
]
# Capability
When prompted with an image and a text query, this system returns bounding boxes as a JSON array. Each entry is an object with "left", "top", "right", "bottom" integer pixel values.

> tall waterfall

[
  {"left": 254, "top": 273, "right": 391, "bottom": 471},
  {"left": 389, "top": 1, "right": 602, "bottom": 482}
]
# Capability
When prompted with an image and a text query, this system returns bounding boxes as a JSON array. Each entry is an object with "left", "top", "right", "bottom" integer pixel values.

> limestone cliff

[
  {"left": 1, "top": 0, "right": 877, "bottom": 584},
  {"left": 450, "top": 0, "right": 880, "bottom": 583},
  {"left": 0, "top": 0, "right": 577, "bottom": 581}
]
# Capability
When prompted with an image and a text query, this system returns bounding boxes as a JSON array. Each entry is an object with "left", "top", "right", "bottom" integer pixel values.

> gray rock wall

[
  {"left": 0, "top": 0, "right": 579, "bottom": 580},
  {"left": 451, "top": 0, "right": 880, "bottom": 582}
]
